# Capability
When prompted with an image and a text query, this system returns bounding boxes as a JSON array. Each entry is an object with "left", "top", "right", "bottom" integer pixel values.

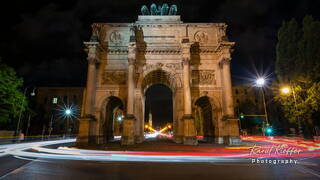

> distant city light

[{"left": 281, "top": 87, "right": 290, "bottom": 94}]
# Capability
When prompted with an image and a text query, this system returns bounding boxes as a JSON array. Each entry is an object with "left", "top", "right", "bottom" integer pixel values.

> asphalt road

[{"left": 0, "top": 155, "right": 319, "bottom": 180}]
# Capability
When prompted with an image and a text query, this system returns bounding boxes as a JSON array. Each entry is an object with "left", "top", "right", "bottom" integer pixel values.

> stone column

[
  {"left": 221, "top": 58, "right": 234, "bottom": 116},
  {"left": 181, "top": 39, "right": 197, "bottom": 145},
  {"left": 121, "top": 42, "right": 136, "bottom": 145},
  {"left": 219, "top": 57, "right": 240, "bottom": 145},
  {"left": 77, "top": 42, "right": 99, "bottom": 145}
]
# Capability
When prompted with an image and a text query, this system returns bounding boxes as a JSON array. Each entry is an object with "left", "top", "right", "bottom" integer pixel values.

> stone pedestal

[
  {"left": 135, "top": 135, "right": 144, "bottom": 143},
  {"left": 76, "top": 117, "right": 94, "bottom": 145},
  {"left": 182, "top": 115, "right": 198, "bottom": 145},
  {"left": 174, "top": 136, "right": 183, "bottom": 144},
  {"left": 121, "top": 115, "right": 136, "bottom": 145}
]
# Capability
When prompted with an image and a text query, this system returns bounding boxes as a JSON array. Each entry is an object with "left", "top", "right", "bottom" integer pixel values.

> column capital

[
  {"left": 182, "top": 58, "right": 191, "bottom": 66},
  {"left": 219, "top": 57, "right": 231, "bottom": 68},
  {"left": 128, "top": 42, "right": 137, "bottom": 62},
  {"left": 84, "top": 42, "right": 100, "bottom": 64},
  {"left": 128, "top": 58, "right": 136, "bottom": 65}
]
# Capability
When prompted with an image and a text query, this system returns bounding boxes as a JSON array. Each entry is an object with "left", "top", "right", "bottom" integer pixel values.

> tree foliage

[
  {"left": 0, "top": 61, "right": 27, "bottom": 123},
  {"left": 275, "top": 15, "right": 320, "bottom": 136}
]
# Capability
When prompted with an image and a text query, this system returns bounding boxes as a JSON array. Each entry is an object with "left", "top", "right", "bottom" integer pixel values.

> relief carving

[
  {"left": 109, "top": 31, "right": 123, "bottom": 44},
  {"left": 192, "top": 70, "right": 216, "bottom": 85},
  {"left": 194, "top": 31, "right": 208, "bottom": 43},
  {"left": 143, "top": 63, "right": 164, "bottom": 71},
  {"left": 165, "top": 63, "right": 183, "bottom": 70},
  {"left": 102, "top": 71, "right": 127, "bottom": 85}
]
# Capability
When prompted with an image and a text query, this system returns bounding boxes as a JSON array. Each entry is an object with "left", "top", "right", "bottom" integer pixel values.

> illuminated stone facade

[{"left": 77, "top": 15, "right": 240, "bottom": 145}]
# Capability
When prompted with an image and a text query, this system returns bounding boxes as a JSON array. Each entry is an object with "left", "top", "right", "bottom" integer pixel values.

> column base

[
  {"left": 121, "top": 136, "right": 135, "bottom": 145},
  {"left": 215, "top": 136, "right": 224, "bottom": 144},
  {"left": 174, "top": 135, "right": 183, "bottom": 143},
  {"left": 76, "top": 117, "right": 95, "bottom": 145},
  {"left": 135, "top": 135, "right": 144, "bottom": 143},
  {"left": 183, "top": 136, "right": 198, "bottom": 145},
  {"left": 215, "top": 136, "right": 241, "bottom": 145},
  {"left": 182, "top": 115, "right": 198, "bottom": 145},
  {"left": 227, "top": 136, "right": 241, "bottom": 145},
  {"left": 121, "top": 115, "right": 135, "bottom": 145}
]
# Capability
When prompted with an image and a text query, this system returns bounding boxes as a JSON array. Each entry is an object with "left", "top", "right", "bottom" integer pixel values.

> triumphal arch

[{"left": 77, "top": 4, "right": 240, "bottom": 146}]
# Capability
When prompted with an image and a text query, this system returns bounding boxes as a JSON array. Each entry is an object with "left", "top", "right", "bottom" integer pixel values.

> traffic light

[
  {"left": 240, "top": 113, "right": 244, "bottom": 119},
  {"left": 266, "top": 127, "right": 273, "bottom": 135}
]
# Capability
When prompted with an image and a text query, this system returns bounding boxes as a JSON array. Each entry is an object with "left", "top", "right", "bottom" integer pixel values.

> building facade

[
  {"left": 35, "top": 87, "right": 84, "bottom": 135},
  {"left": 77, "top": 13, "right": 240, "bottom": 145}
]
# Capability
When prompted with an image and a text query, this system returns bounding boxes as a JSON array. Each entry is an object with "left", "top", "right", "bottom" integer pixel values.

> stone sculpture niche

[{"left": 141, "top": 3, "right": 177, "bottom": 15}]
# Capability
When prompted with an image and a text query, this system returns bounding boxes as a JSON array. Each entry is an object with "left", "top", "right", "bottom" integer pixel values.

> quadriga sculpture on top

[{"left": 141, "top": 3, "right": 177, "bottom": 16}]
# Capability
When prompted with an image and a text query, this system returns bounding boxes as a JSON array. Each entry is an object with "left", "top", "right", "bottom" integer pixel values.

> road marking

[
  {"left": 13, "top": 155, "right": 49, "bottom": 162},
  {"left": 0, "top": 161, "right": 34, "bottom": 179},
  {"left": 294, "top": 165, "right": 320, "bottom": 178}
]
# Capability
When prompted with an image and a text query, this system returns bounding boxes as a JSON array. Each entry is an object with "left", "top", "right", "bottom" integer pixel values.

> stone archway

[
  {"left": 194, "top": 96, "right": 214, "bottom": 142},
  {"left": 140, "top": 69, "right": 180, "bottom": 138},
  {"left": 102, "top": 96, "right": 124, "bottom": 143},
  {"left": 144, "top": 84, "right": 173, "bottom": 130}
]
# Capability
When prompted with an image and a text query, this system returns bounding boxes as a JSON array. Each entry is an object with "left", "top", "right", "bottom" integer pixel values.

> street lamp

[
  {"left": 255, "top": 77, "right": 269, "bottom": 135},
  {"left": 280, "top": 86, "right": 303, "bottom": 136},
  {"left": 16, "top": 87, "right": 36, "bottom": 137},
  {"left": 65, "top": 108, "right": 72, "bottom": 137},
  {"left": 256, "top": 78, "right": 265, "bottom": 87},
  {"left": 65, "top": 109, "right": 72, "bottom": 115}
]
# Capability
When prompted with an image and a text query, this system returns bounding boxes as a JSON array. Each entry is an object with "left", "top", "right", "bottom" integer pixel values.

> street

[
  {"left": 0, "top": 155, "right": 320, "bottom": 180},
  {"left": 0, "top": 138, "right": 319, "bottom": 180}
]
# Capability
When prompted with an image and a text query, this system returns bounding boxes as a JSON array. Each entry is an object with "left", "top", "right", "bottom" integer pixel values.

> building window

[
  {"left": 236, "top": 99, "right": 240, "bottom": 104},
  {"left": 63, "top": 96, "right": 68, "bottom": 104},
  {"left": 244, "top": 89, "right": 248, "bottom": 95},
  {"left": 235, "top": 89, "right": 239, "bottom": 94},
  {"left": 52, "top": 97, "right": 58, "bottom": 104},
  {"left": 44, "top": 97, "right": 48, "bottom": 104},
  {"left": 73, "top": 95, "right": 77, "bottom": 104}
]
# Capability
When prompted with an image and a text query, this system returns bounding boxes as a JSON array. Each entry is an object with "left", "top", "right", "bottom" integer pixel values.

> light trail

[{"left": 0, "top": 136, "right": 319, "bottom": 163}]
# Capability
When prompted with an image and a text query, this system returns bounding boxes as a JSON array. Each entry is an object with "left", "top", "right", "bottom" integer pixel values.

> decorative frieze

[
  {"left": 165, "top": 63, "right": 183, "bottom": 70},
  {"left": 102, "top": 71, "right": 127, "bottom": 85},
  {"left": 143, "top": 63, "right": 164, "bottom": 71},
  {"left": 192, "top": 70, "right": 216, "bottom": 85},
  {"left": 142, "top": 63, "right": 183, "bottom": 72}
]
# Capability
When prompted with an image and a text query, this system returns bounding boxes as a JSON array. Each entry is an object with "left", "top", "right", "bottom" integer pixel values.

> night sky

[{"left": 0, "top": 0, "right": 320, "bottom": 86}]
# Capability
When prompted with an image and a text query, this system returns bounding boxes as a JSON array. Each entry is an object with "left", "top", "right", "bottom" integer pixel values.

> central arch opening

[{"left": 144, "top": 84, "right": 173, "bottom": 133}]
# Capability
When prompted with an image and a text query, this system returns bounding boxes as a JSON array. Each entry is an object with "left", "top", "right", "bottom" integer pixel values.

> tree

[
  {"left": 275, "top": 16, "right": 320, "bottom": 137},
  {"left": 275, "top": 18, "right": 300, "bottom": 82},
  {"left": 0, "top": 61, "right": 27, "bottom": 124}
]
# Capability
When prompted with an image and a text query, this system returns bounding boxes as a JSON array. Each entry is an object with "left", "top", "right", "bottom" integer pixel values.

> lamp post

[
  {"left": 65, "top": 108, "right": 72, "bottom": 137},
  {"left": 280, "top": 86, "right": 303, "bottom": 136},
  {"left": 16, "top": 87, "right": 36, "bottom": 137},
  {"left": 255, "top": 77, "right": 269, "bottom": 135}
]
